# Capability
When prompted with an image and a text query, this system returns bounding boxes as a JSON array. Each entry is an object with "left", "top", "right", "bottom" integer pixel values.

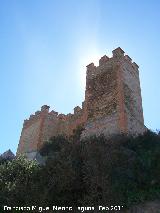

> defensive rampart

[{"left": 17, "top": 47, "right": 146, "bottom": 157}]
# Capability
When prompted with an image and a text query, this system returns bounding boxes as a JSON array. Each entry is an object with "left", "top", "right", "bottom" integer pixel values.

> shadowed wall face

[
  {"left": 83, "top": 62, "right": 119, "bottom": 137},
  {"left": 86, "top": 67, "right": 117, "bottom": 120}
]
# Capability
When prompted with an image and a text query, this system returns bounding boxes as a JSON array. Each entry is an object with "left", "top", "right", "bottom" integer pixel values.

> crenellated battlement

[
  {"left": 86, "top": 47, "right": 139, "bottom": 81},
  {"left": 125, "top": 55, "right": 132, "bottom": 62},
  {"left": 17, "top": 47, "right": 146, "bottom": 157},
  {"left": 99, "top": 55, "right": 110, "bottom": 66},
  {"left": 22, "top": 101, "right": 86, "bottom": 130}
]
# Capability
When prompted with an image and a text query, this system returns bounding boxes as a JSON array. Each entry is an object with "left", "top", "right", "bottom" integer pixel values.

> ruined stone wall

[
  {"left": 18, "top": 118, "right": 41, "bottom": 154},
  {"left": 17, "top": 47, "right": 146, "bottom": 156},
  {"left": 38, "top": 111, "right": 60, "bottom": 148},
  {"left": 82, "top": 47, "right": 146, "bottom": 137},
  {"left": 17, "top": 104, "right": 87, "bottom": 155},
  {"left": 40, "top": 105, "right": 87, "bottom": 144},
  {"left": 66, "top": 105, "right": 87, "bottom": 136},
  {"left": 86, "top": 64, "right": 117, "bottom": 120},
  {"left": 82, "top": 56, "right": 120, "bottom": 137}
]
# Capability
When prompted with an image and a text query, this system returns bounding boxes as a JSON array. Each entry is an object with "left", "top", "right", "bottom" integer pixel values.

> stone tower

[
  {"left": 82, "top": 47, "right": 145, "bottom": 137},
  {"left": 17, "top": 47, "right": 146, "bottom": 157}
]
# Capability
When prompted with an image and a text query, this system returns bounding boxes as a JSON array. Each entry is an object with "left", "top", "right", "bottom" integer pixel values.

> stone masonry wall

[
  {"left": 82, "top": 57, "right": 120, "bottom": 137},
  {"left": 18, "top": 119, "right": 41, "bottom": 154},
  {"left": 122, "top": 55, "right": 146, "bottom": 134},
  {"left": 17, "top": 47, "right": 146, "bottom": 156},
  {"left": 17, "top": 104, "right": 87, "bottom": 155}
]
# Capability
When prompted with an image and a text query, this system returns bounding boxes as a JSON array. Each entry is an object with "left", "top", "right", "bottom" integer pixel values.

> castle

[{"left": 17, "top": 47, "right": 146, "bottom": 158}]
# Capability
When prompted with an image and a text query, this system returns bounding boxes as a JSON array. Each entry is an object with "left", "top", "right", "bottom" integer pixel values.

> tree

[{"left": 0, "top": 156, "right": 39, "bottom": 209}]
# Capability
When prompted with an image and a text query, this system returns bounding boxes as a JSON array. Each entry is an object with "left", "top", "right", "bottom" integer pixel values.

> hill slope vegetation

[{"left": 0, "top": 130, "right": 160, "bottom": 212}]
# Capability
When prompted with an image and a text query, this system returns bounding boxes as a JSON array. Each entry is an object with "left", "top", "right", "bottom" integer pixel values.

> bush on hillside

[{"left": 0, "top": 130, "right": 160, "bottom": 211}]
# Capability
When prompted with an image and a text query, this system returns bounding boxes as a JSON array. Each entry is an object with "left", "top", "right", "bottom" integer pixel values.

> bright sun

[{"left": 77, "top": 49, "right": 102, "bottom": 89}]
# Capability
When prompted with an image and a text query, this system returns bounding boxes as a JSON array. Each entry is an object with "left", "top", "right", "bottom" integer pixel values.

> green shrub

[{"left": 1, "top": 130, "right": 160, "bottom": 210}]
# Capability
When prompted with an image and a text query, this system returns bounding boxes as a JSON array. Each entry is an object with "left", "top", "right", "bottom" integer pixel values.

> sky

[{"left": 0, "top": 0, "right": 160, "bottom": 154}]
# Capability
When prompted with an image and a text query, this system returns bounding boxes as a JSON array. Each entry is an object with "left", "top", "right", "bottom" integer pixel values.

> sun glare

[{"left": 77, "top": 49, "right": 102, "bottom": 90}]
